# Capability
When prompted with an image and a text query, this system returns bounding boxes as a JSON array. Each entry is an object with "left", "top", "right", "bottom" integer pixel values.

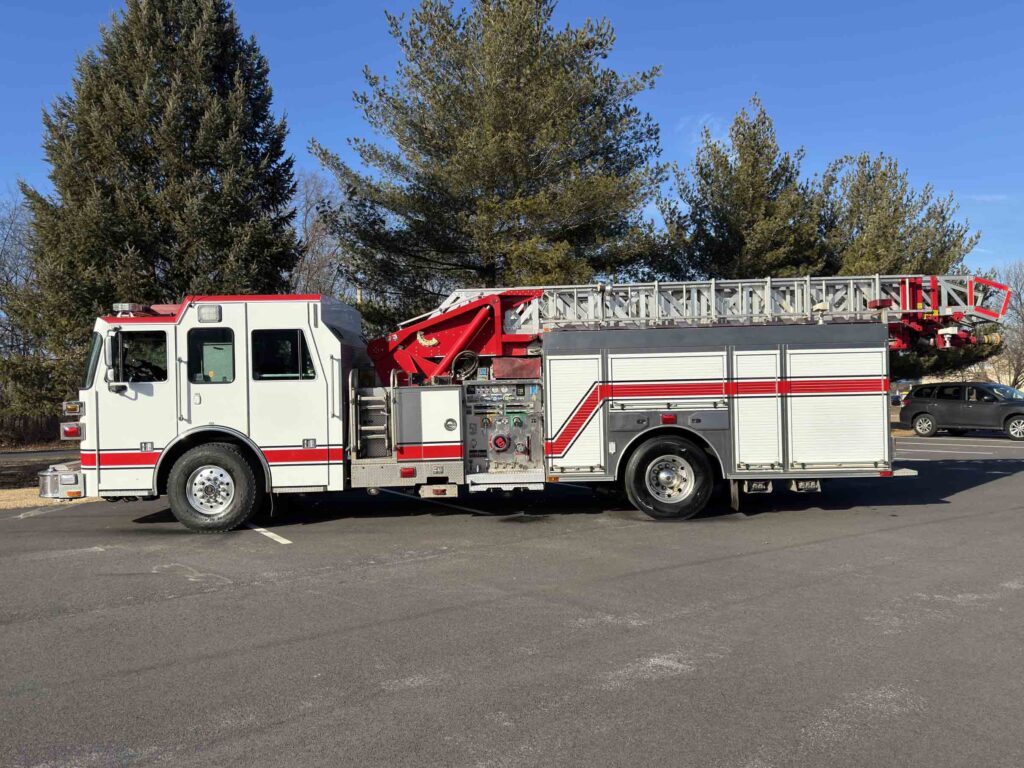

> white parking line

[
  {"left": 896, "top": 439, "right": 1014, "bottom": 448},
  {"left": 895, "top": 449, "right": 995, "bottom": 455},
  {"left": 15, "top": 506, "right": 58, "bottom": 519},
  {"left": 245, "top": 523, "right": 292, "bottom": 544},
  {"left": 895, "top": 435, "right": 1004, "bottom": 440}
]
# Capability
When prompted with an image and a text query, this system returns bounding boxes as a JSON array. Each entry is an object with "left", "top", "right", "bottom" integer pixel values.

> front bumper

[{"left": 38, "top": 462, "right": 85, "bottom": 499}]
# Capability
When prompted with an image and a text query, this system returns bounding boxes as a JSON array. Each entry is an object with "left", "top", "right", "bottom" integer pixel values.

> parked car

[{"left": 899, "top": 382, "right": 1024, "bottom": 439}]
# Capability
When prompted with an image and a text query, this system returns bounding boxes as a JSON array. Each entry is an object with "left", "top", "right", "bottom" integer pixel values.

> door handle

[
  {"left": 193, "top": 393, "right": 202, "bottom": 405},
  {"left": 329, "top": 355, "right": 338, "bottom": 418},
  {"left": 177, "top": 357, "right": 190, "bottom": 422}
]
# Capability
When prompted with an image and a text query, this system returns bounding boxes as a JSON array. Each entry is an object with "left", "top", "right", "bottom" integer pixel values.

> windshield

[
  {"left": 82, "top": 332, "right": 103, "bottom": 390},
  {"left": 991, "top": 384, "right": 1024, "bottom": 401}
]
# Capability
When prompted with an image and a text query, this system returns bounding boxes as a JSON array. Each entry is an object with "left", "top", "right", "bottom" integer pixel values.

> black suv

[{"left": 900, "top": 382, "right": 1024, "bottom": 440}]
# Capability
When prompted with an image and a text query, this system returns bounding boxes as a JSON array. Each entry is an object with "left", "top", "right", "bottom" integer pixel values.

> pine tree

[
  {"left": 16, "top": 0, "right": 297, "bottom": 401},
  {"left": 660, "top": 96, "right": 823, "bottom": 281},
  {"left": 312, "top": 0, "right": 664, "bottom": 330},
  {"left": 659, "top": 97, "right": 979, "bottom": 283},
  {"left": 820, "top": 153, "right": 978, "bottom": 275}
]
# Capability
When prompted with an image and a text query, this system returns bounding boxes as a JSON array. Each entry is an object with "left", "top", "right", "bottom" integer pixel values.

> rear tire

[
  {"left": 912, "top": 414, "right": 937, "bottom": 437},
  {"left": 1006, "top": 415, "right": 1024, "bottom": 442},
  {"left": 624, "top": 436, "right": 713, "bottom": 520},
  {"left": 167, "top": 443, "right": 264, "bottom": 532}
]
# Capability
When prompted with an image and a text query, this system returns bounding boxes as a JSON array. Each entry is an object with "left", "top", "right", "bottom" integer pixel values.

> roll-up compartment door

[
  {"left": 545, "top": 355, "right": 604, "bottom": 473},
  {"left": 732, "top": 350, "right": 782, "bottom": 470},
  {"left": 785, "top": 348, "right": 889, "bottom": 468}
]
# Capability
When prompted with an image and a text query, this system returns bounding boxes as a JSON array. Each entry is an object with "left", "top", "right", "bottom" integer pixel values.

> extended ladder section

[
  {"left": 369, "top": 274, "right": 1012, "bottom": 381},
  {"left": 430, "top": 274, "right": 1011, "bottom": 333}
]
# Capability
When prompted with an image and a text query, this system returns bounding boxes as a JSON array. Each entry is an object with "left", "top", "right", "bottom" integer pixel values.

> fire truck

[{"left": 40, "top": 274, "right": 1011, "bottom": 532}]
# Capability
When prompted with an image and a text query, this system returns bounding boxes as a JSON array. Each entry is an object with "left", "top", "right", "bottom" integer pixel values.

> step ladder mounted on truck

[{"left": 40, "top": 274, "right": 1013, "bottom": 531}]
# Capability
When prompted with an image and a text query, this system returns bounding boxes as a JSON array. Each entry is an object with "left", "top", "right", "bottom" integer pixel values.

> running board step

[{"left": 466, "top": 471, "right": 545, "bottom": 493}]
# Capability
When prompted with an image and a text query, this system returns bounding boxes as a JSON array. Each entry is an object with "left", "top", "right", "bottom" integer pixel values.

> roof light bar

[{"left": 112, "top": 303, "right": 146, "bottom": 315}]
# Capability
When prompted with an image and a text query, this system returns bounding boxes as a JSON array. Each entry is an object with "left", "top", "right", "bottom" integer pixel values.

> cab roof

[{"left": 99, "top": 294, "right": 322, "bottom": 324}]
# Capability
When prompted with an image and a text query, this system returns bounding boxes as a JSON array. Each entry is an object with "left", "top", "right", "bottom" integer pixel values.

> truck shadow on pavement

[
  {"left": 699, "top": 458, "right": 1024, "bottom": 521},
  {"left": 131, "top": 458, "right": 1024, "bottom": 531}
]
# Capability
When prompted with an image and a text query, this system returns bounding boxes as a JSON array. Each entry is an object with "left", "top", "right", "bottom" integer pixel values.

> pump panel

[{"left": 463, "top": 380, "right": 544, "bottom": 476}]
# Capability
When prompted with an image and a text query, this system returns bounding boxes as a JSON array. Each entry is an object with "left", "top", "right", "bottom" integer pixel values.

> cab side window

[
  {"left": 937, "top": 385, "right": 963, "bottom": 401},
  {"left": 914, "top": 386, "right": 933, "bottom": 398},
  {"left": 188, "top": 328, "right": 235, "bottom": 384},
  {"left": 113, "top": 331, "right": 167, "bottom": 383},
  {"left": 251, "top": 329, "right": 316, "bottom": 380}
]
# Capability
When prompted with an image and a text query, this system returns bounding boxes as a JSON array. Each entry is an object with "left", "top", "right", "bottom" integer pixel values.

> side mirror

[
  {"left": 103, "top": 332, "right": 115, "bottom": 369},
  {"left": 103, "top": 331, "right": 126, "bottom": 392},
  {"left": 982, "top": 395, "right": 996, "bottom": 402}
]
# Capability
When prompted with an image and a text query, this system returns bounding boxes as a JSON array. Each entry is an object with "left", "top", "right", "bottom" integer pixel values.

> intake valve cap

[{"left": 490, "top": 433, "right": 511, "bottom": 452}]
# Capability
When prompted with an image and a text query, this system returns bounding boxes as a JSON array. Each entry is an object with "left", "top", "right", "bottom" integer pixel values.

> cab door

[
  {"left": 95, "top": 327, "right": 178, "bottom": 493},
  {"left": 176, "top": 302, "right": 248, "bottom": 435},
  {"left": 247, "top": 304, "right": 330, "bottom": 490}
]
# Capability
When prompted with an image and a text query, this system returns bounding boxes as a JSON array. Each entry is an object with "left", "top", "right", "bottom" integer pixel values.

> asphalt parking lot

[{"left": 3, "top": 436, "right": 1024, "bottom": 767}]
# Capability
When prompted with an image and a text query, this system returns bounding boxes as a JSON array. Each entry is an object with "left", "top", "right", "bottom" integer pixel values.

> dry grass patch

[{"left": 0, "top": 487, "right": 99, "bottom": 511}]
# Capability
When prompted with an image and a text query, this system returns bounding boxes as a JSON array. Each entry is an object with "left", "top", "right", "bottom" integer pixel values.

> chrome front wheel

[
  {"left": 168, "top": 443, "right": 262, "bottom": 532},
  {"left": 186, "top": 464, "right": 236, "bottom": 515}
]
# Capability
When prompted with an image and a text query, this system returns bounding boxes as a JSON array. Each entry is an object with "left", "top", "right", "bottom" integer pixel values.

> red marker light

[
  {"left": 61, "top": 423, "right": 82, "bottom": 439},
  {"left": 660, "top": 413, "right": 677, "bottom": 425},
  {"left": 400, "top": 467, "right": 416, "bottom": 478}
]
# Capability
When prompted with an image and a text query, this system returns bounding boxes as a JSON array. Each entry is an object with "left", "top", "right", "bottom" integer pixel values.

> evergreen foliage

[
  {"left": 660, "top": 96, "right": 823, "bottom": 280},
  {"left": 658, "top": 97, "right": 978, "bottom": 283},
  {"left": 313, "top": 0, "right": 664, "bottom": 330},
  {"left": 820, "top": 153, "right": 978, "bottom": 276},
  {"left": 16, "top": 0, "right": 297, "bottom": 401}
]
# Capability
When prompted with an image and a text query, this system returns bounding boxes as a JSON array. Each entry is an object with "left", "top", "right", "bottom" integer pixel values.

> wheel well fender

[
  {"left": 154, "top": 427, "right": 270, "bottom": 495},
  {"left": 614, "top": 425, "right": 725, "bottom": 483},
  {"left": 1004, "top": 412, "right": 1024, "bottom": 425}
]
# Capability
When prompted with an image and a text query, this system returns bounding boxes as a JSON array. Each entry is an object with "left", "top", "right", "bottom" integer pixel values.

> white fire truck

[{"left": 40, "top": 274, "right": 1011, "bottom": 531}]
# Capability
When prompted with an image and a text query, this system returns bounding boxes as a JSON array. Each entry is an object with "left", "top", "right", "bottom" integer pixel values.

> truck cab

[{"left": 42, "top": 294, "right": 366, "bottom": 530}]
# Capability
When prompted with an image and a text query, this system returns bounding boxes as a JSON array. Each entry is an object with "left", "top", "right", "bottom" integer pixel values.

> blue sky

[{"left": 1, "top": 0, "right": 1021, "bottom": 270}]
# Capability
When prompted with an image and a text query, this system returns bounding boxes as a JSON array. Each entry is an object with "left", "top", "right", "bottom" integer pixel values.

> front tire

[
  {"left": 167, "top": 443, "right": 263, "bottom": 532},
  {"left": 913, "top": 414, "right": 937, "bottom": 437},
  {"left": 624, "top": 436, "right": 713, "bottom": 520},
  {"left": 1006, "top": 416, "right": 1024, "bottom": 442}
]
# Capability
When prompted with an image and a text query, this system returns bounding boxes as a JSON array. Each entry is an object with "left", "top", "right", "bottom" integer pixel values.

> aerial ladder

[{"left": 368, "top": 274, "right": 1012, "bottom": 382}]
